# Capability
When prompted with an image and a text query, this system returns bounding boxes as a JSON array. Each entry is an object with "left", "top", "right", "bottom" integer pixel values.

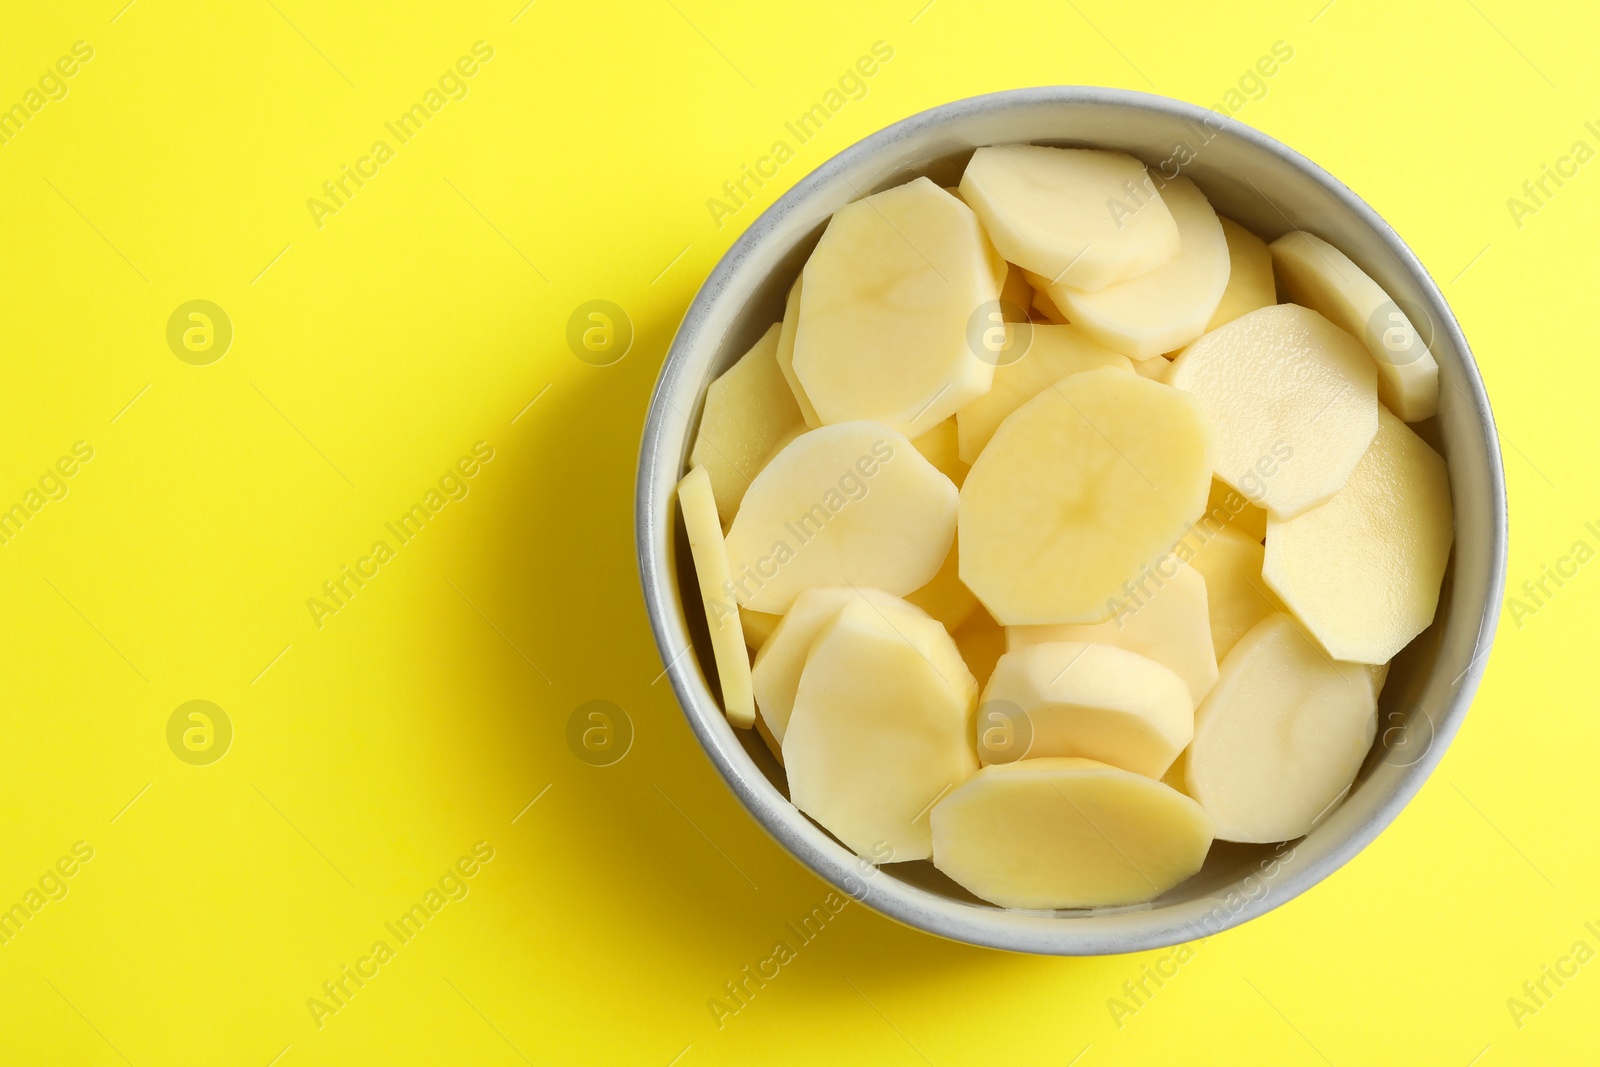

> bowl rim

[{"left": 635, "top": 85, "right": 1508, "bottom": 955}]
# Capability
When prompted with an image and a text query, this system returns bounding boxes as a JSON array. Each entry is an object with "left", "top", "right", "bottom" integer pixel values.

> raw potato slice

[
  {"left": 911, "top": 417, "right": 968, "bottom": 486},
  {"left": 1185, "top": 613, "right": 1377, "bottom": 842},
  {"left": 741, "top": 609, "right": 781, "bottom": 651},
  {"left": 955, "top": 324, "right": 1133, "bottom": 463},
  {"left": 1271, "top": 230, "right": 1440, "bottom": 422},
  {"left": 1007, "top": 562, "right": 1218, "bottom": 706},
  {"left": 690, "top": 323, "right": 806, "bottom": 521},
  {"left": 676, "top": 466, "right": 755, "bottom": 728},
  {"left": 725, "top": 422, "right": 957, "bottom": 612},
  {"left": 755, "top": 708, "right": 784, "bottom": 766},
  {"left": 1043, "top": 178, "right": 1230, "bottom": 358},
  {"left": 959, "top": 146, "right": 1180, "bottom": 292},
  {"left": 1205, "top": 478, "right": 1268, "bottom": 541},
  {"left": 1001, "top": 264, "right": 1035, "bottom": 321},
  {"left": 1263, "top": 407, "right": 1454, "bottom": 664},
  {"left": 785, "top": 599, "right": 979, "bottom": 859},
  {"left": 931, "top": 758, "right": 1213, "bottom": 909},
  {"left": 1205, "top": 217, "right": 1275, "bottom": 331},
  {"left": 961, "top": 368, "right": 1214, "bottom": 625},
  {"left": 776, "top": 276, "right": 821, "bottom": 428},
  {"left": 1369, "top": 662, "right": 1392, "bottom": 699},
  {"left": 981, "top": 642, "right": 1193, "bottom": 778},
  {"left": 1168, "top": 303, "right": 1378, "bottom": 520},
  {"left": 954, "top": 606, "right": 1007, "bottom": 688},
  {"left": 1130, "top": 354, "right": 1168, "bottom": 381},
  {"left": 752, "top": 587, "right": 926, "bottom": 743},
  {"left": 1031, "top": 285, "right": 1069, "bottom": 324},
  {"left": 905, "top": 536, "right": 978, "bottom": 632},
  {"left": 1187, "top": 526, "right": 1279, "bottom": 660},
  {"left": 793, "top": 177, "right": 999, "bottom": 437}
]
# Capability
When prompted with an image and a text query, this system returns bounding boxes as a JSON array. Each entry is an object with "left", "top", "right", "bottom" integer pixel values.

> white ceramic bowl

[{"left": 636, "top": 87, "right": 1507, "bottom": 955}]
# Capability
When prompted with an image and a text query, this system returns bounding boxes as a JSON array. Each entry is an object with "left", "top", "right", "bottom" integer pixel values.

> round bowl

[{"left": 635, "top": 86, "right": 1507, "bottom": 955}]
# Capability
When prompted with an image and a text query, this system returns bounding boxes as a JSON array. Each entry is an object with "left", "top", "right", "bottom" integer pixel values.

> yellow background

[{"left": 1, "top": 0, "right": 1594, "bottom": 1063}]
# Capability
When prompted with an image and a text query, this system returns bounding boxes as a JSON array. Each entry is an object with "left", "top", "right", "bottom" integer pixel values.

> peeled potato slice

[
  {"left": 1031, "top": 284, "right": 1069, "bottom": 324},
  {"left": 1185, "top": 613, "right": 1376, "bottom": 842},
  {"left": 775, "top": 276, "right": 822, "bottom": 428},
  {"left": 676, "top": 466, "right": 755, "bottom": 727},
  {"left": 1271, "top": 230, "right": 1440, "bottom": 422},
  {"left": 981, "top": 642, "right": 1193, "bottom": 778},
  {"left": 961, "top": 368, "right": 1214, "bottom": 625},
  {"left": 1205, "top": 477, "right": 1268, "bottom": 541},
  {"left": 793, "top": 177, "right": 999, "bottom": 437},
  {"left": 959, "top": 146, "right": 1180, "bottom": 293},
  {"left": 1167, "top": 303, "right": 1378, "bottom": 520},
  {"left": 911, "top": 417, "right": 968, "bottom": 486},
  {"left": 725, "top": 422, "right": 957, "bottom": 612},
  {"left": 1205, "top": 217, "right": 1275, "bottom": 331},
  {"left": 931, "top": 758, "right": 1213, "bottom": 909},
  {"left": 1264, "top": 407, "right": 1454, "bottom": 664},
  {"left": 690, "top": 323, "right": 807, "bottom": 522},
  {"left": 785, "top": 599, "right": 979, "bottom": 859},
  {"left": 741, "top": 608, "right": 781, "bottom": 651},
  {"left": 1187, "top": 526, "right": 1280, "bottom": 660},
  {"left": 905, "top": 535, "right": 978, "bottom": 632},
  {"left": 1007, "top": 561, "right": 1218, "bottom": 706},
  {"left": 1130, "top": 354, "right": 1168, "bottom": 381},
  {"left": 1000, "top": 264, "right": 1035, "bottom": 321},
  {"left": 954, "top": 606, "right": 1007, "bottom": 689},
  {"left": 955, "top": 324, "right": 1132, "bottom": 464},
  {"left": 1042, "top": 177, "right": 1230, "bottom": 358},
  {"left": 752, "top": 586, "right": 923, "bottom": 743}
]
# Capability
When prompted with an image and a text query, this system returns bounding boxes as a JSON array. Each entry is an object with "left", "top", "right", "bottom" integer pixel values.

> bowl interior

[{"left": 639, "top": 88, "right": 1505, "bottom": 954}]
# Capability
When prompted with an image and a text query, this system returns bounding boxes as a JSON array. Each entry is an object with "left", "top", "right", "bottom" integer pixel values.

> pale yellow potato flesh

[
  {"left": 962, "top": 368, "right": 1214, "bottom": 625},
  {"left": 1130, "top": 354, "right": 1169, "bottom": 381},
  {"left": 1031, "top": 283, "right": 1069, "bottom": 324},
  {"left": 955, "top": 323, "right": 1133, "bottom": 464},
  {"left": 1167, "top": 303, "right": 1378, "bottom": 521},
  {"left": 1007, "top": 561, "right": 1219, "bottom": 706},
  {"left": 1205, "top": 477, "right": 1268, "bottom": 541},
  {"left": 690, "top": 323, "right": 807, "bottom": 522},
  {"left": 741, "top": 608, "right": 782, "bottom": 651},
  {"left": 911, "top": 417, "right": 968, "bottom": 486},
  {"left": 1271, "top": 230, "right": 1440, "bottom": 422},
  {"left": 959, "top": 146, "right": 1180, "bottom": 293},
  {"left": 725, "top": 421, "right": 957, "bottom": 612},
  {"left": 980, "top": 642, "right": 1193, "bottom": 778},
  {"left": 753, "top": 587, "right": 926, "bottom": 743},
  {"left": 1187, "top": 525, "right": 1280, "bottom": 660},
  {"left": 1000, "top": 263, "right": 1035, "bottom": 321},
  {"left": 793, "top": 177, "right": 999, "bottom": 437},
  {"left": 931, "top": 757, "right": 1214, "bottom": 909},
  {"left": 905, "top": 535, "right": 978, "bottom": 632},
  {"left": 754, "top": 708, "right": 784, "bottom": 766},
  {"left": 775, "top": 276, "right": 822, "bottom": 428},
  {"left": 1044, "top": 178, "right": 1230, "bottom": 358},
  {"left": 1263, "top": 407, "right": 1454, "bottom": 664},
  {"left": 1370, "top": 661, "right": 1392, "bottom": 698},
  {"left": 953, "top": 605, "right": 1007, "bottom": 689},
  {"left": 677, "top": 466, "right": 755, "bottom": 728},
  {"left": 1205, "top": 217, "right": 1275, "bottom": 331},
  {"left": 1185, "top": 613, "right": 1377, "bottom": 842},
  {"left": 785, "top": 599, "right": 979, "bottom": 859}
]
